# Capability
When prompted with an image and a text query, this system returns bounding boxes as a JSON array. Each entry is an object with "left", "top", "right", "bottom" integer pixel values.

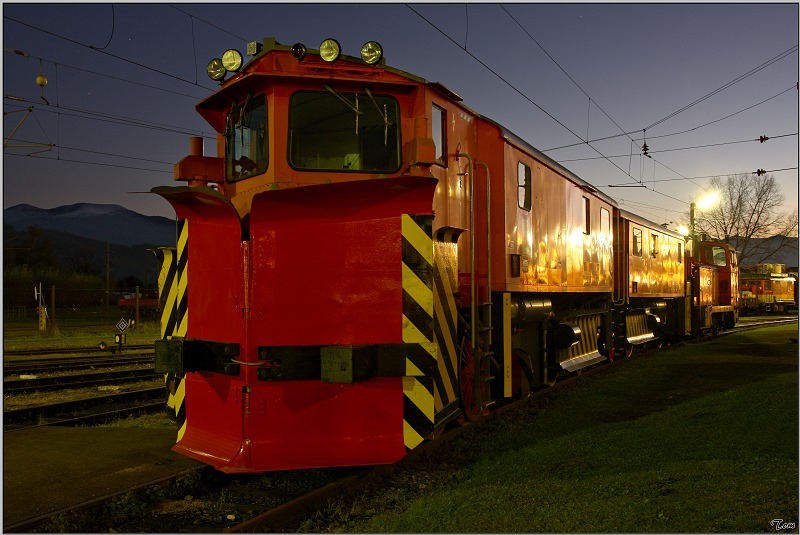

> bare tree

[{"left": 692, "top": 173, "right": 798, "bottom": 266}]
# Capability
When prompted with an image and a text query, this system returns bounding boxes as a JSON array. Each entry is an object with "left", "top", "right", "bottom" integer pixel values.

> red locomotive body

[
  {"left": 688, "top": 240, "right": 739, "bottom": 334},
  {"left": 740, "top": 264, "right": 796, "bottom": 314},
  {"left": 612, "top": 210, "right": 686, "bottom": 353},
  {"left": 152, "top": 38, "right": 739, "bottom": 473}
]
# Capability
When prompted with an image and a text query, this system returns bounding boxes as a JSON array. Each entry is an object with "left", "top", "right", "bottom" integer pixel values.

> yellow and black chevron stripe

[
  {"left": 155, "top": 219, "right": 188, "bottom": 439},
  {"left": 431, "top": 227, "right": 463, "bottom": 419},
  {"left": 401, "top": 214, "right": 436, "bottom": 450},
  {"left": 175, "top": 219, "right": 188, "bottom": 338},
  {"left": 156, "top": 247, "right": 177, "bottom": 339}
]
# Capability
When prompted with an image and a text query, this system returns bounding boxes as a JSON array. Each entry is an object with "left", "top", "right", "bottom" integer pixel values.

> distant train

[
  {"left": 740, "top": 264, "right": 797, "bottom": 314},
  {"left": 151, "top": 37, "right": 739, "bottom": 472},
  {"left": 117, "top": 292, "right": 159, "bottom": 320}
]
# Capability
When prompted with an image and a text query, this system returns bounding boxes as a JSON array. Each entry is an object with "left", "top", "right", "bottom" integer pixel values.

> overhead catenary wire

[
  {"left": 4, "top": 101, "right": 214, "bottom": 140},
  {"left": 501, "top": 4, "right": 639, "bottom": 150},
  {"left": 4, "top": 14, "right": 219, "bottom": 91},
  {"left": 543, "top": 84, "right": 797, "bottom": 152},
  {"left": 407, "top": 4, "right": 794, "bottom": 208},
  {"left": 4, "top": 151, "right": 172, "bottom": 174},
  {"left": 644, "top": 45, "right": 798, "bottom": 131},
  {"left": 405, "top": 4, "right": 654, "bottom": 192},
  {"left": 9, "top": 136, "right": 178, "bottom": 166},
  {"left": 91, "top": 4, "right": 115, "bottom": 51},
  {"left": 3, "top": 52, "right": 208, "bottom": 101},
  {"left": 560, "top": 133, "right": 799, "bottom": 162},
  {"left": 607, "top": 167, "right": 799, "bottom": 187},
  {"left": 4, "top": 5, "right": 796, "bottom": 210}
]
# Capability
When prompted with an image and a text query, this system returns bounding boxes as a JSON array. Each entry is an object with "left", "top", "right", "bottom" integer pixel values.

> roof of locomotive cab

[
  {"left": 618, "top": 208, "right": 685, "bottom": 240},
  {"left": 195, "top": 37, "right": 617, "bottom": 212},
  {"left": 195, "top": 38, "right": 438, "bottom": 131},
  {"left": 478, "top": 115, "right": 618, "bottom": 208}
]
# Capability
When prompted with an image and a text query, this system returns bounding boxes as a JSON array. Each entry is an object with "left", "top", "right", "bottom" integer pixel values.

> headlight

[
  {"left": 291, "top": 42, "right": 307, "bottom": 61},
  {"left": 207, "top": 58, "right": 226, "bottom": 81},
  {"left": 319, "top": 38, "right": 341, "bottom": 62},
  {"left": 221, "top": 49, "right": 243, "bottom": 72},
  {"left": 360, "top": 41, "right": 383, "bottom": 65}
]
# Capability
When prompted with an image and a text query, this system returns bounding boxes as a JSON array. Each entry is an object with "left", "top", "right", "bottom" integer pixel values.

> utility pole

[{"left": 105, "top": 241, "right": 111, "bottom": 308}]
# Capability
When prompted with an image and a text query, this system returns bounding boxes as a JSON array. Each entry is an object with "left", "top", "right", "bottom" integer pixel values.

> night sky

[{"left": 3, "top": 3, "right": 798, "bottom": 229}]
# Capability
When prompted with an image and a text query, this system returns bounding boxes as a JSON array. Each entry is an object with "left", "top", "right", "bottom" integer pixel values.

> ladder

[{"left": 462, "top": 155, "right": 496, "bottom": 412}]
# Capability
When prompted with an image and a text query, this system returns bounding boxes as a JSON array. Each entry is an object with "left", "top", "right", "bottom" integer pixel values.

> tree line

[
  {"left": 692, "top": 172, "right": 798, "bottom": 267},
  {"left": 3, "top": 226, "right": 151, "bottom": 308}
]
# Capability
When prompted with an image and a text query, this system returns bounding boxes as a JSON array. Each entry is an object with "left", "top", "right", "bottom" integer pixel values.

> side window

[
  {"left": 600, "top": 208, "right": 610, "bottom": 241},
  {"left": 632, "top": 228, "right": 643, "bottom": 257},
  {"left": 677, "top": 242, "right": 682, "bottom": 263},
  {"left": 432, "top": 104, "right": 446, "bottom": 164},
  {"left": 226, "top": 95, "right": 268, "bottom": 182},
  {"left": 712, "top": 246, "right": 727, "bottom": 266},
  {"left": 582, "top": 197, "right": 590, "bottom": 235},
  {"left": 518, "top": 162, "right": 532, "bottom": 211},
  {"left": 651, "top": 234, "right": 659, "bottom": 257}
]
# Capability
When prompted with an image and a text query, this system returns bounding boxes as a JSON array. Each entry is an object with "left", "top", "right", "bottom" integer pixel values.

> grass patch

[
  {"left": 99, "top": 412, "right": 177, "bottom": 429},
  {"left": 329, "top": 326, "right": 799, "bottom": 533}
]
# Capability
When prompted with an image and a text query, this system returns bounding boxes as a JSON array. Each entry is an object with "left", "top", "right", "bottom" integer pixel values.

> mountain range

[
  {"left": 3, "top": 203, "right": 798, "bottom": 285},
  {"left": 4, "top": 203, "right": 177, "bottom": 284}
]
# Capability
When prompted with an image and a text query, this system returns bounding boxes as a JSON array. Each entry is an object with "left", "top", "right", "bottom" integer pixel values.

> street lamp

[{"left": 690, "top": 191, "right": 720, "bottom": 255}]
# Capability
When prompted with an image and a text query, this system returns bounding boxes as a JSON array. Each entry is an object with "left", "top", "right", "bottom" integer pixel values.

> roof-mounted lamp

[
  {"left": 319, "top": 38, "right": 341, "bottom": 62},
  {"left": 360, "top": 41, "right": 383, "bottom": 65}
]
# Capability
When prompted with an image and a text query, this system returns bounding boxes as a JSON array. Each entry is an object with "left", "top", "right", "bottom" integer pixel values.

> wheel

[{"left": 512, "top": 348, "right": 533, "bottom": 398}]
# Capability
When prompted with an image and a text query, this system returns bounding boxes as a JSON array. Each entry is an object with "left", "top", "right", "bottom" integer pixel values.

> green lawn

[{"left": 307, "top": 325, "right": 799, "bottom": 533}]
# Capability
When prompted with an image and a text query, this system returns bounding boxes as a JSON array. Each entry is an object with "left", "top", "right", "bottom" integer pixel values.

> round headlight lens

[
  {"left": 207, "top": 58, "right": 226, "bottom": 81},
  {"left": 360, "top": 41, "right": 383, "bottom": 65},
  {"left": 291, "top": 42, "right": 307, "bottom": 61},
  {"left": 319, "top": 38, "right": 341, "bottom": 62},
  {"left": 221, "top": 49, "right": 243, "bottom": 72}
]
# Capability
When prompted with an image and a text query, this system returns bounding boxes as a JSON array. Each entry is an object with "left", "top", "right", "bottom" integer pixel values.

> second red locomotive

[{"left": 152, "top": 37, "right": 739, "bottom": 472}]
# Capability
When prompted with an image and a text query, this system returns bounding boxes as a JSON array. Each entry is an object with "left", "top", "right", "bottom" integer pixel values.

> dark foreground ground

[{"left": 300, "top": 324, "right": 799, "bottom": 533}]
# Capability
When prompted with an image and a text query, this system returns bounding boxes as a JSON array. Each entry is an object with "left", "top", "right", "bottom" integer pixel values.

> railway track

[
  {"left": 3, "top": 387, "right": 166, "bottom": 430},
  {"left": 4, "top": 368, "right": 158, "bottom": 394},
  {"left": 4, "top": 343, "right": 154, "bottom": 357},
  {"left": 3, "top": 318, "right": 795, "bottom": 532},
  {"left": 3, "top": 349, "right": 164, "bottom": 431},
  {"left": 3, "top": 355, "right": 154, "bottom": 377}
]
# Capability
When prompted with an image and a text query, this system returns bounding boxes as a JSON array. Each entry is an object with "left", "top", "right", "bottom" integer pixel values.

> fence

[{"left": 4, "top": 286, "right": 160, "bottom": 336}]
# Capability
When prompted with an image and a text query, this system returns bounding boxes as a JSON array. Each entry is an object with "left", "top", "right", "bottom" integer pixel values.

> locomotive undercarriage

[{"left": 454, "top": 290, "right": 612, "bottom": 422}]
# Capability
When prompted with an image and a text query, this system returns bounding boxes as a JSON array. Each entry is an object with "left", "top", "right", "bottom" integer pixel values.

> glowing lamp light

[
  {"left": 677, "top": 225, "right": 690, "bottom": 237},
  {"left": 319, "top": 38, "right": 341, "bottom": 62},
  {"left": 696, "top": 191, "right": 719, "bottom": 210},
  {"left": 360, "top": 41, "right": 383, "bottom": 65},
  {"left": 221, "top": 49, "right": 243, "bottom": 72},
  {"left": 207, "top": 58, "right": 226, "bottom": 81}
]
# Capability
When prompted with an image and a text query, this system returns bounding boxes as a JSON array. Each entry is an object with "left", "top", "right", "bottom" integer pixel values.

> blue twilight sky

[{"left": 3, "top": 2, "right": 798, "bottom": 230}]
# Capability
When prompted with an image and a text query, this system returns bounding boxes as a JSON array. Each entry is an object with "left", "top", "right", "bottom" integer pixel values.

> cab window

[
  {"left": 632, "top": 228, "right": 642, "bottom": 257},
  {"left": 704, "top": 245, "right": 728, "bottom": 266},
  {"left": 582, "top": 197, "right": 590, "bottom": 235},
  {"left": 288, "top": 89, "right": 400, "bottom": 172},
  {"left": 226, "top": 95, "right": 268, "bottom": 182},
  {"left": 432, "top": 104, "right": 446, "bottom": 164},
  {"left": 518, "top": 162, "right": 532, "bottom": 211},
  {"left": 600, "top": 207, "right": 610, "bottom": 241}
]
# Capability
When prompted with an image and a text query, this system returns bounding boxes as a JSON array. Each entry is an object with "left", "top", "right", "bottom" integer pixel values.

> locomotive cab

[{"left": 686, "top": 240, "right": 739, "bottom": 335}]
